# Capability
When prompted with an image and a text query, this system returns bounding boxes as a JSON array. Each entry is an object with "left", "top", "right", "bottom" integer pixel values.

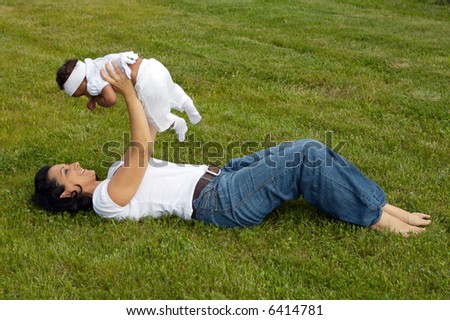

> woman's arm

[{"left": 100, "top": 62, "right": 156, "bottom": 206}]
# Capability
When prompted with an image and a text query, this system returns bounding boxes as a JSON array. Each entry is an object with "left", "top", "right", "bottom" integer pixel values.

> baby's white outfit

[
  {"left": 84, "top": 51, "right": 201, "bottom": 141},
  {"left": 84, "top": 52, "right": 138, "bottom": 96}
]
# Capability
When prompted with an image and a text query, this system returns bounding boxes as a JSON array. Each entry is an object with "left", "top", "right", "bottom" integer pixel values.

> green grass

[{"left": 1, "top": 0, "right": 449, "bottom": 299}]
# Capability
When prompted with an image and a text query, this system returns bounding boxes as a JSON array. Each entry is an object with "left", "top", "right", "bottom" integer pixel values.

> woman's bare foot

[
  {"left": 371, "top": 210, "right": 426, "bottom": 237},
  {"left": 383, "top": 204, "right": 431, "bottom": 226}
]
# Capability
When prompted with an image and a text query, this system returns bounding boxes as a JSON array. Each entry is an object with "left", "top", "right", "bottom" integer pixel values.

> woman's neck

[{"left": 83, "top": 180, "right": 103, "bottom": 198}]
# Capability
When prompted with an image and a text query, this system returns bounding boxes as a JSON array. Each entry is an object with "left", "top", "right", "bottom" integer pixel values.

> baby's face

[{"left": 72, "top": 79, "right": 88, "bottom": 97}]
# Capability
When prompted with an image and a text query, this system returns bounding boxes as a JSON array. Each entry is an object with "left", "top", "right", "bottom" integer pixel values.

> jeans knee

[
  {"left": 274, "top": 139, "right": 325, "bottom": 168},
  {"left": 291, "top": 139, "right": 325, "bottom": 150},
  {"left": 300, "top": 140, "right": 328, "bottom": 167}
]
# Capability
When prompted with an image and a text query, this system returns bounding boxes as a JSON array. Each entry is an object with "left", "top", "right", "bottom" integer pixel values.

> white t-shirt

[
  {"left": 85, "top": 51, "right": 139, "bottom": 96},
  {"left": 93, "top": 158, "right": 208, "bottom": 221}
]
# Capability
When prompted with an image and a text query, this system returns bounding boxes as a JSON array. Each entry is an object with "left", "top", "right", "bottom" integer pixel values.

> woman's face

[{"left": 47, "top": 162, "right": 97, "bottom": 198}]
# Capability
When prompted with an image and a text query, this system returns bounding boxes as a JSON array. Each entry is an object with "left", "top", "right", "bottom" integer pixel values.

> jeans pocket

[{"left": 197, "top": 184, "right": 216, "bottom": 211}]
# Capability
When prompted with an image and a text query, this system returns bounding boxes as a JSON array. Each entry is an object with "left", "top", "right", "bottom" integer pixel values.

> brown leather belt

[{"left": 191, "top": 165, "right": 221, "bottom": 218}]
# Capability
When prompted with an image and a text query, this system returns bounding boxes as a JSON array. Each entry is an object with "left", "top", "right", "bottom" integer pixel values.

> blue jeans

[{"left": 192, "top": 139, "right": 386, "bottom": 228}]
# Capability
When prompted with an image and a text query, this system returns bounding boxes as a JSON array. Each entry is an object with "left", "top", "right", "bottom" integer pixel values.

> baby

[{"left": 56, "top": 51, "right": 201, "bottom": 141}]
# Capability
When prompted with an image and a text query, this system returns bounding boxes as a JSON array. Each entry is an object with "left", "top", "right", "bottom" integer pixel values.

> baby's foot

[
  {"left": 183, "top": 99, "right": 202, "bottom": 125},
  {"left": 171, "top": 117, "right": 188, "bottom": 142},
  {"left": 188, "top": 113, "right": 202, "bottom": 125}
]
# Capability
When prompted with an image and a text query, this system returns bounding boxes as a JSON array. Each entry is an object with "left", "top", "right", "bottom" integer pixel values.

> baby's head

[{"left": 56, "top": 59, "right": 87, "bottom": 97}]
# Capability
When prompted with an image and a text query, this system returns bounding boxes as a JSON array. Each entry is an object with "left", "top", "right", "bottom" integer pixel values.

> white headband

[{"left": 63, "top": 61, "right": 86, "bottom": 96}]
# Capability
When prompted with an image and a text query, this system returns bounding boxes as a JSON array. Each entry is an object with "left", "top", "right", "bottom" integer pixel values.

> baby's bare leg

[
  {"left": 383, "top": 204, "right": 431, "bottom": 226},
  {"left": 371, "top": 210, "right": 426, "bottom": 237}
]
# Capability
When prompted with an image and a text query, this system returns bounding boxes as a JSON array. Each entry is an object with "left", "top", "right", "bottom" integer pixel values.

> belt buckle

[{"left": 206, "top": 166, "right": 221, "bottom": 176}]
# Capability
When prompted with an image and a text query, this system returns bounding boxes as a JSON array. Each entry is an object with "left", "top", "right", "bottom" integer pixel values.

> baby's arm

[{"left": 93, "top": 84, "right": 118, "bottom": 108}]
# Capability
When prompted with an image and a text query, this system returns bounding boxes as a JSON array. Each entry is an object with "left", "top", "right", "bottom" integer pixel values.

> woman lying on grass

[{"left": 32, "top": 62, "right": 431, "bottom": 237}]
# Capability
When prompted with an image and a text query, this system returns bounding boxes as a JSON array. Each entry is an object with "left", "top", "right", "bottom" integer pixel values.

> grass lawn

[{"left": 1, "top": 0, "right": 449, "bottom": 299}]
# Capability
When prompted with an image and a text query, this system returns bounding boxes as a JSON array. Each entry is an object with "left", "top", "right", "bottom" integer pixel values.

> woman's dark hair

[
  {"left": 56, "top": 59, "right": 78, "bottom": 90},
  {"left": 31, "top": 166, "right": 93, "bottom": 214}
]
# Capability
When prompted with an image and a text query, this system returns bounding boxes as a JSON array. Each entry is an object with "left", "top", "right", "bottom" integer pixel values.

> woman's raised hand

[{"left": 100, "top": 62, "right": 136, "bottom": 98}]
